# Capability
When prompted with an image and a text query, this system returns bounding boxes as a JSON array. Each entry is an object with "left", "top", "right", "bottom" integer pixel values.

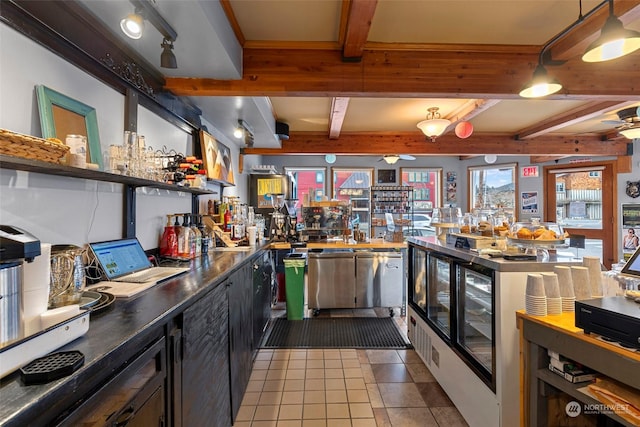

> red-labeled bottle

[{"left": 160, "top": 215, "right": 178, "bottom": 258}]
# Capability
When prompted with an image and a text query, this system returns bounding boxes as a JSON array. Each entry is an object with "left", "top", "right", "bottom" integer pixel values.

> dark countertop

[{"left": 0, "top": 245, "right": 267, "bottom": 426}]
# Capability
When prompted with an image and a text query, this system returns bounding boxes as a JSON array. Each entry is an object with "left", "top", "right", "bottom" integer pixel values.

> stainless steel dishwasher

[
  {"left": 308, "top": 251, "right": 355, "bottom": 313},
  {"left": 355, "top": 252, "right": 404, "bottom": 315}
]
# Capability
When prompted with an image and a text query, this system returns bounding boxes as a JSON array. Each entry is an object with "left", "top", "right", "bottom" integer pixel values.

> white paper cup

[
  {"left": 571, "top": 266, "right": 592, "bottom": 300},
  {"left": 554, "top": 266, "right": 575, "bottom": 298},
  {"left": 247, "top": 226, "right": 257, "bottom": 245},
  {"left": 526, "top": 274, "right": 545, "bottom": 297},
  {"left": 541, "top": 273, "right": 561, "bottom": 298},
  {"left": 582, "top": 256, "right": 603, "bottom": 297}
]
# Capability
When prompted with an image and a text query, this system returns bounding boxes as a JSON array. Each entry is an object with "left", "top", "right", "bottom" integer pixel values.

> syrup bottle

[{"left": 160, "top": 215, "right": 178, "bottom": 258}]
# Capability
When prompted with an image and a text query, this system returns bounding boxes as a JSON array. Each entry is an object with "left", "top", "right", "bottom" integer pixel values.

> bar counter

[{"left": 270, "top": 238, "right": 406, "bottom": 251}]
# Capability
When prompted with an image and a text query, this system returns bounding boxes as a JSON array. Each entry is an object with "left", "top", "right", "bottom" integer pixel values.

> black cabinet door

[
  {"left": 253, "top": 251, "right": 273, "bottom": 352},
  {"left": 229, "top": 264, "right": 254, "bottom": 423},
  {"left": 182, "top": 283, "right": 230, "bottom": 427}
]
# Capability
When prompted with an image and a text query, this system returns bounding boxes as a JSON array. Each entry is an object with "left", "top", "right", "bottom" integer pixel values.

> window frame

[{"left": 467, "top": 162, "right": 518, "bottom": 212}]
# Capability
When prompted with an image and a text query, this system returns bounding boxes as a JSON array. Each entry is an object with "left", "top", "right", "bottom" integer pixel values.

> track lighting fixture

[
  {"left": 160, "top": 38, "right": 177, "bottom": 69},
  {"left": 120, "top": 9, "right": 144, "bottom": 39},
  {"left": 520, "top": 0, "right": 639, "bottom": 98},
  {"left": 234, "top": 119, "right": 254, "bottom": 146}
]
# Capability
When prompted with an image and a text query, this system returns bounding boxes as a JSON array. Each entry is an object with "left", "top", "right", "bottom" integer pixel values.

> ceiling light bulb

[
  {"left": 233, "top": 127, "right": 244, "bottom": 139},
  {"left": 484, "top": 154, "right": 498, "bottom": 164},
  {"left": 582, "top": 15, "right": 640, "bottom": 62},
  {"left": 619, "top": 126, "right": 640, "bottom": 139},
  {"left": 384, "top": 155, "right": 400, "bottom": 164},
  {"left": 120, "top": 12, "right": 144, "bottom": 39},
  {"left": 519, "top": 64, "right": 562, "bottom": 98},
  {"left": 417, "top": 107, "right": 451, "bottom": 141}
]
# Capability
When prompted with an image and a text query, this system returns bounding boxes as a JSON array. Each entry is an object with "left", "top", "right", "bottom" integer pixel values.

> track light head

[
  {"left": 160, "top": 38, "right": 177, "bottom": 69},
  {"left": 120, "top": 10, "right": 144, "bottom": 39}
]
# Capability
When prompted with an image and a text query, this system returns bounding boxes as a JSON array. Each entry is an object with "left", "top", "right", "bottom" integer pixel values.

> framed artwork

[
  {"left": 36, "top": 85, "right": 103, "bottom": 169},
  {"left": 200, "top": 129, "right": 235, "bottom": 186},
  {"left": 377, "top": 169, "right": 396, "bottom": 184}
]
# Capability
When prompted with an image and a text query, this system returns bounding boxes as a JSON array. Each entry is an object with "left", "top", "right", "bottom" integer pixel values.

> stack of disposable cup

[
  {"left": 541, "top": 272, "right": 562, "bottom": 315},
  {"left": 571, "top": 266, "right": 592, "bottom": 301},
  {"left": 582, "top": 256, "right": 604, "bottom": 297},
  {"left": 554, "top": 266, "right": 576, "bottom": 312},
  {"left": 525, "top": 273, "right": 547, "bottom": 316},
  {"left": 22, "top": 243, "right": 52, "bottom": 336}
]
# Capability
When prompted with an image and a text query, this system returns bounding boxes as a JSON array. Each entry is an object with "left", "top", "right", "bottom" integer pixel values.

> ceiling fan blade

[
  {"left": 602, "top": 119, "right": 626, "bottom": 125},
  {"left": 399, "top": 155, "right": 416, "bottom": 161}
]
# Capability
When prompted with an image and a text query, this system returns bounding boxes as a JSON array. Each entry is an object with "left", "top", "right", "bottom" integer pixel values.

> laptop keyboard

[{"left": 120, "top": 268, "right": 164, "bottom": 283}]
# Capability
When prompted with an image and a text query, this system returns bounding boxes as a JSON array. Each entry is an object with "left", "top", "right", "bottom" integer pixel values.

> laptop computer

[{"left": 89, "top": 238, "right": 189, "bottom": 287}]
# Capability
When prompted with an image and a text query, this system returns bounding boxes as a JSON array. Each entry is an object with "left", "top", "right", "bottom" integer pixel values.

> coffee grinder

[
  {"left": 284, "top": 199, "right": 299, "bottom": 242},
  {"left": 268, "top": 194, "right": 286, "bottom": 242}
]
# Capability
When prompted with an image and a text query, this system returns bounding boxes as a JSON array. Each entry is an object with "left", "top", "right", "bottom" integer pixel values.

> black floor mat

[{"left": 262, "top": 317, "right": 412, "bottom": 349}]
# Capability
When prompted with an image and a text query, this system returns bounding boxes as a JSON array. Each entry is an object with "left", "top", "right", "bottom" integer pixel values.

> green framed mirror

[{"left": 36, "top": 85, "right": 103, "bottom": 169}]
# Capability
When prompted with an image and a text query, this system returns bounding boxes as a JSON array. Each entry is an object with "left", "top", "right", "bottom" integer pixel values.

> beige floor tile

[
  {"left": 325, "top": 368, "right": 344, "bottom": 379},
  {"left": 365, "top": 350, "right": 403, "bottom": 364},
  {"left": 386, "top": 407, "right": 438, "bottom": 427},
  {"left": 405, "top": 363, "right": 436, "bottom": 383},
  {"left": 345, "top": 378, "right": 366, "bottom": 390},
  {"left": 366, "top": 384, "right": 384, "bottom": 409},
  {"left": 305, "top": 378, "right": 325, "bottom": 391},
  {"left": 273, "top": 350, "right": 291, "bottom": 360},
  {"left": 233, "top": 422, "right": 251, "bottom": 427},
  {"left": 253, "top": 421, "right": 278, "bottom": 427},
  {"left": 254, "top": 360, "right": 271, "bottom": 370},
  {"left": 341, "top": 359, "right": 361, "bottom": 369},
  {"left": 267, "top": 369, "right": 287, "bottom": 380},
  {"left": 326, "top": 389, "right": 348, "bottom": 404},
  {"left": 284, "top": 379, "right": 306, "bottom": 391},
  {"left": 306, "top": 369, "right": 325, "bottom": 379},
  {"left": 241, "top": 391, "right": 261, "bottom": 406},
  {"left": 347, "top": 389, "right": 370, "bottom": 403},
  {"left": 290, "top": 350, "right": 308, "bottom": 360},
  {"left": 377, "top": 383, "right": 426, "bottom": 408},
  {"left": 357, "top": 349, "right": 369, "bottom": 364},
  {"left": 396, "top": 349, "right": 424, "bottom": 364},
  {"left": 251, "top": 369, "right": 269, "bottom": 381},
  {"left": 247, "top": 380, "right": 265, "bottom": 392},
  {"left": 325, "top": 378, "right": 346, "bottom": 390},
  {"left": 360, "top": 364, "right": 376, "bottom": 384},
  {"left": 327, "top": 403, "right": 351, "bottom": 418},
  {"left": 303, "top": 403, "right": 326, "bottom": 419},
  {"left": 259, "top": 391, "right": 283, "bottom": 405},
  {"left": 256, "top": 350, "right": 274, "bottom": 361},
  {"left": 254, "top": 405, "right": 280, "bottom": 421},
  {"left": 351, "top": 419, "right": 377, "bottom": 427},
  {"left": 304, "top": 390, "right": 326, "bottom": 404},
  {"left": 326, "top": 419, "right": 351, "bottom": 427},
  {"left": 324, "top": 350, "right": 342, "bottom": 360},
  {"left": 289, "top": 359, "right": 307, "bottom": 369},
  {"left": 349, "top": 403, "right": 374, "bottom": 418},
  {"left": 276, "top": 421, "right": 302, "bottom": 427},
  {"left": 429, "top": 407, "right": 470, "bottom": 426},
  {"left": 306, "top": 359, "right": 325, "bottom": 369},
  {"left": 271, "top": 360, "right": 289, "bottom": 370},
  {"left": 286, "top": 369, "right": 306, "bottom": 380},
  {"left": 282, "top": 391, "right": 304, "bottom": 405},
  {"left": 371, "top": 364, "right": 412, "bottom": 383},
  {"left": 236, "top": 405, "right": 256, "bottom": 422},
  {"left": 324, "top": 359, "right": 343, "bottom": 369},
  {"left": 302, "top": 420, "right": 326, "bottom": 427},
  {"left": 263, "top": 380, "right": 286, "bottom": 392},
  {"left": 307, "top": 349, "right": 324, "bottom": 360},
  {"left": 340, "top": 349, "right": 358, "bottom": 359},
  {"left": 279, "top": 404, "right": 303, "bottom": 420},
  {"left": 343, "top": 368, "right": 363, "bottom": 378}
]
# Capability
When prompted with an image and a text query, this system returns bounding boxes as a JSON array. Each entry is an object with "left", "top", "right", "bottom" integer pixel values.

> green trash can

[{"left": 283, "top": 256, "right": 306, "bottom": 320}]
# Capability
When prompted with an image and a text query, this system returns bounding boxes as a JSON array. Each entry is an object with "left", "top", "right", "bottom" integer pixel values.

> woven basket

[{"left": 0, "top": 129, "right": 69, "bottom": 164}]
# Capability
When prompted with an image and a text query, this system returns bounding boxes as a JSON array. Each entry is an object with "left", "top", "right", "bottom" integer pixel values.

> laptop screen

[{"left": 90, "top": 238, "right": 152, "bottom": 280}]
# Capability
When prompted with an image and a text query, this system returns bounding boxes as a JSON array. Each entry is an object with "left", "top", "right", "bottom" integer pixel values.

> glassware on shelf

[{"left": 431, "top": 207, "right": 461, "bottom": 241}]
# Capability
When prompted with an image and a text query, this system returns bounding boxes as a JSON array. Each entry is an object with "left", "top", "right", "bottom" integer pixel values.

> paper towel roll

[{"left": 22, "top": 243, "right": 51, "bottom": 336}]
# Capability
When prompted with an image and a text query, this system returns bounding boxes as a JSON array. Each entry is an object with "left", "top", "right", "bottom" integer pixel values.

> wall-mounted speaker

[{"left": 275, "top": 121, "right": 289, "bottom": 140}]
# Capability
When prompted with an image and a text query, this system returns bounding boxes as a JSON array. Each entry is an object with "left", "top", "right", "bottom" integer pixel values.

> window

[
  {"left": 285, "top": 167, "right": 326, "bottom": 221},
  {"left": 331, "top": 168, "right": 373, "bottom": 235},
  {"left": 468, "top": 163, "right": 517, "bottom": 210},
  {"left": 400, "top": 168, "right": 442, "bottom": 215}
]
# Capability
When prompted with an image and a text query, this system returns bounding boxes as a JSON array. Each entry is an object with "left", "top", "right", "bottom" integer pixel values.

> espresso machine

[{"left": 0, "top": 225, "right": 41, "bottom": 346}]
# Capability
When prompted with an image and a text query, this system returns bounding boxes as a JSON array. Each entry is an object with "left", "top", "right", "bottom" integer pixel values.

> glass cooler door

[
  {"left": 455, "top": 263, "right": 495, "bottom": 390},
  {"left": 409, "top": 246, "right": 427, "bottom": 314},
  {"left": 426, "top": 253, "right": 454, "bottom": 341}
]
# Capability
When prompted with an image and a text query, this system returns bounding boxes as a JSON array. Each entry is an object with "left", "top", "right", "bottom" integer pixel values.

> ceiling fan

[
  {"left": 602, "top": 106, "right": 640, "bottom": 139},
  {"left": 378, "top": 154, "right": 416, "bottom": 164}
]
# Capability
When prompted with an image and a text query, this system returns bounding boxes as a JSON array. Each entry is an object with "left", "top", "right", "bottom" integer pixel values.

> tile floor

[{"left": 233, "top": 307, "right": 469, "bottom": 427}]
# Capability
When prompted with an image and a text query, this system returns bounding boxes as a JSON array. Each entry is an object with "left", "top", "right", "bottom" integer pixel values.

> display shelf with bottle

[{"left": 370, "top": 186, "right": 413, "bottom": 241}]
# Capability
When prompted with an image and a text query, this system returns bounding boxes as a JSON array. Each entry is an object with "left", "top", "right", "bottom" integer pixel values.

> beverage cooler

[{"left": 408, "top": 245, "right": 495, "bottom": 391}]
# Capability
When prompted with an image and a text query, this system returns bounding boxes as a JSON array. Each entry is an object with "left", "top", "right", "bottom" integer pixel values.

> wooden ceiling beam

[
  {"left": 529, "top": 155, "right": 570, "bottom": 164},
  {"left": 549, "top": 1, "right": 640, "bottom": 62},
  {"left": 342, "top": 0, "right": 378, "bottom": 59},
  {"left": 241, "top": 132, "right": 630, "bottom": 156},
  {"left": 165, "top": 47, "right": 640, "bottom": 98},
  {"left": 329, "top": 97, "right": 350, "bottom": 139},
  {"left": 515, "top": 101, "right": 636, "bottom": 139}
]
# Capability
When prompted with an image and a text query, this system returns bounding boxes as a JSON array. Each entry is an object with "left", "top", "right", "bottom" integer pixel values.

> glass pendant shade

[
  {"left": 417, "top": 107, "right": 451, "bottom": 141},
  {"left": 120, "top": 13, "right": 144, "bottom": 39},
  {"left": 582, "top": 15, "right": 640, "bottom": 62},
  {"left": 383, "top": 155, "right": 400, "bottom": 164}
]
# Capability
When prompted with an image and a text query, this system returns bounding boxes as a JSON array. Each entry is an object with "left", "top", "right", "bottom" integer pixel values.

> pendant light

[
  {"left": 417, "top": 107, "right": 451, "bottom": 141},
  {"left": 619, "top": 126, "right": 640, "bottom": 139},
  {"left": 519, "top": 63, "right": 563, "bottom": 98},
  {"left": 582, "top": 1, "right": 640, "bottom": 62},
  {"left": 383, "top": 155, "right": 400, "bottom": 165}
]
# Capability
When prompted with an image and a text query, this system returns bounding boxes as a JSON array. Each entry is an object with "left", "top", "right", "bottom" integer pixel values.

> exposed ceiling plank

[
  {"left": 342, "top": 0, "right": 378, "bottom": 59},
  {"left": 530, "top": 155, "right": 570, "bottom": 163},
  {"left": 165, "top": 47, "right": 640, "bottom": 98},
  {"left": 242, "top": 132, "right": 629, "bottom": 156},
  {"left": 219, "top": 0, "right": 245, "bottom": 47},
  {"left": 443, "top": 99, "right": 501, "bottom": 134},
  {"left": 329, "top": 97, "right": 350, "bottom": 139},
  {"left": 515, "top": 101, "right": 636, "bottom": 139},
  {"left": 459, "top": 155, "right": 481, "bottom": 160},
  {"left": 549, "top": 1, "right": 640, "bottom": 62}
]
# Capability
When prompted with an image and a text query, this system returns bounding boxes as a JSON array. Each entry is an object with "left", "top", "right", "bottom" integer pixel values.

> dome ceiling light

[{"left": 417, "top": 107, "right": 451, "bottom": 142}]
